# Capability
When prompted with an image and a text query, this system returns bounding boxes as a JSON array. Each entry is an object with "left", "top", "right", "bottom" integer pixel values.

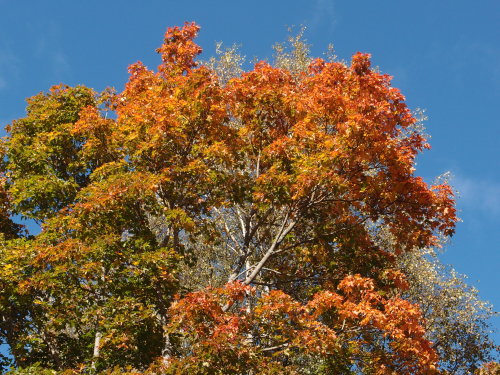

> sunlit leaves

[
  {"left": 0, "top": 22, "right": 476, "bottom": 374},
  {"left": 4, "top": 84, "right": 97, "bottom": 221},
  {"left": 164, "top": 276, "right": 438, "bottom": 373}
]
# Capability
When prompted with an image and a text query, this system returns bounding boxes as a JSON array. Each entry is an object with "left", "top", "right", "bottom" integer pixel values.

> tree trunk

[
  {"left": 161, "top": 330, "right": 173, "bottom": 365},
  {"left": 90, "top": 330, "right": 102, "bottom": 372}
]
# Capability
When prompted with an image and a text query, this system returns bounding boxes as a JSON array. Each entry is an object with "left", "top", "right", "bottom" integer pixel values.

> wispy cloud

[
  {"left": 34, "top": 21, "right": 71, "bottom": 81},
  {"left": 453, "top": 175, "right": 500, "bottom": 217},
  {"left": 0, "top": 46, "right": 19, "bottom": 91},
  {"left": 52, "top": 50, "right": 70, "bottom": 78},
  {"left": 426, "top": 37, "right": 500, "bottom": 91},
  {"left": 310, "top": 0, "right": 336, "bottom": 31}
]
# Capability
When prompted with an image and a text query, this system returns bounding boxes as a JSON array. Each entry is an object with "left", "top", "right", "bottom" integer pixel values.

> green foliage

[
  {"left": 0, "top": 23, "right": 495, "bottom": 374},
  {"left": 4, "top": 85, "right": 96, "bottom": 221}
]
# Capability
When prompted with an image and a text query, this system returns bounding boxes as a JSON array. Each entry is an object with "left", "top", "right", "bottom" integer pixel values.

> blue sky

[{"left": 1, "top": 0, "right": 499, "bottom": 350}]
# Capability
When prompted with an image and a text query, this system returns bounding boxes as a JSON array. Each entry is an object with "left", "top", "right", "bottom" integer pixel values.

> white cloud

[
  {"left": 453, "top": 175, "right": 500, "bottom": 216},
  {"left": 52, "top": 50, "right": 70, "bottom": 78},
  {"left": 310, "top": 0, "right": 336, "bottom": 31},
  {"left": 34, "top": 22, "right": 71, "bottom": 80},
  {"left": 0, "top": 47, "right": 18, "bottom": 91}
]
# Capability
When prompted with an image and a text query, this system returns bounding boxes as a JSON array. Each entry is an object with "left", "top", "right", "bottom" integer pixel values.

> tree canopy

[{"left": 0, "top": 22, "right": 496, "bottom": 374}]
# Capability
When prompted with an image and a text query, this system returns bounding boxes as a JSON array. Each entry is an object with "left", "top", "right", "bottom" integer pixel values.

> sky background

[{"left": 1, "top": 0, "right": 499, "bottom": 355}]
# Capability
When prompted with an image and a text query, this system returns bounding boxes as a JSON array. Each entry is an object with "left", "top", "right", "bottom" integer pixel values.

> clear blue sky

[{"left": 1, "top": 0, "right": 499, "bottom": 349}]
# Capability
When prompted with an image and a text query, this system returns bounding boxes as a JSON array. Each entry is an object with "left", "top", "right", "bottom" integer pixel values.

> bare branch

[{"left": 243, "top": 213, "right": 296, "bottom": 286}]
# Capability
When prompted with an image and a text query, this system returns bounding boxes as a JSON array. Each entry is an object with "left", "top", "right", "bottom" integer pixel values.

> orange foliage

[{"left": 0, "top": 22, "right": 459, "bottom": 373}]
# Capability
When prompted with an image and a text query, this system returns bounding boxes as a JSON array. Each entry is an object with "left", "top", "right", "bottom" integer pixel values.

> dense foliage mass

[{"left": 0, "top": 23, "right": 497, "bottom": 374}]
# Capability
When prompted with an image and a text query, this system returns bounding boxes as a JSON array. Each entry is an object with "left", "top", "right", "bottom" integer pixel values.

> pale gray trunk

[
  {"left": 90, "top": 330, "right": 102, "bottom": 372},
  {"left": 161, "top": 330, "right": 173, "bottom": 365},
  {"left": 245, "top": 259, "right": 254, "bottom": 346},
  {"left": 156, "top": 312, "right": 172, "bottom": 365}
]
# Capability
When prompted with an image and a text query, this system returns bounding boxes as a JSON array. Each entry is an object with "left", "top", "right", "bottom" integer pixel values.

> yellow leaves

[
  {"left": 0, "top": 23, "right": 461, "bottom": 373},
  {"left": 1, "top": 261, "right": 16, "bottom": 279},
  {"left": 164, "top": 208, "right": 195, "bottom": 232},
  {"left": 90, "top": 160, "right": 128, "bottom": 182}
]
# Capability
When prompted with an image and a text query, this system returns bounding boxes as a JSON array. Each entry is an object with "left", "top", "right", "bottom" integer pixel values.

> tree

[
  {"left": 399, "top": 246, "right": 498, "bottom": 374},
  {"left": 0, "top": 22, "right": 494, "bottom": 374}
]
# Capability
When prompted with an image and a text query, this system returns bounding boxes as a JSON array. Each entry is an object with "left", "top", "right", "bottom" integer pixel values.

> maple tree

[{"left": 0, "top": 22, "right": 495, "bottom": 374}]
